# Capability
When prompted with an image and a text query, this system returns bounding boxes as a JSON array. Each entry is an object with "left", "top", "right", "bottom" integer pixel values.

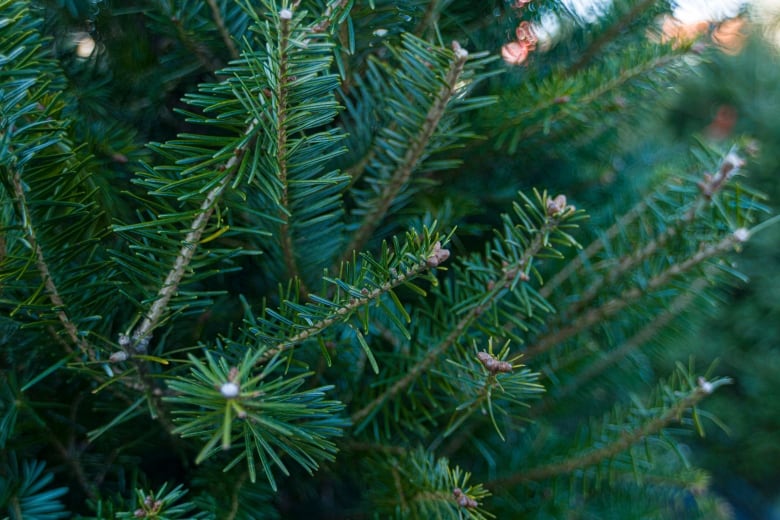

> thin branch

[
  {"left": 225, "top": 471, "right": 249, "bottom": 520},
  {"left": 10, "top": 170, "right": 97, "bottom": 362},
  {"left": 207, "top": 0, "right": 240, "bottom": 60},
  {"left": 312, "top": 0, "right": 351, "bottom": 34},
  {"left": 351, "top": 214, "right": 559, "bottom": 425},
  {"left": 20, "top": 395, "right": 95, "bottom": 499},
  {"left": 569, "top": 0, "right": 658, "bottom": 73},
  {"left": 540, "top": 195, "right": 655, "bottom": 299},
  {"left": 414, "top": 0, "right": 441, "bottom": 38},
  {"left": 532, "top": 276, "right": 711, "bottom": 417},
  {"left": 549, "top": 166, "right": 731, "bottom": 318},
  {"left": 496, "top": 52, "right": 680, "bottom": 140},
  {"left": 523, "top": 231, "right": 746, "bottom": 362},
  {"left": 274, "top": 12, "right": 310, "bottom": 296},
  {"left": 340, "top": 44, "right": 470, "bottom": 262},
  {"left": 256, "top": 259, "right": 432, "bottom": 365},
  {"left": 488, "top": 385, "right": 711, "bottom": 489},
  {"left": 130, "top": 121, "right": 258, "bottom": 346}
]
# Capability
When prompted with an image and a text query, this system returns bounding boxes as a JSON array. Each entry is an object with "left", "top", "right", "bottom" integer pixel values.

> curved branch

[
  {"left": 488, "top": 384, "right": 713, "bottom": 489},
  {"left": 10, "top": 169, "right": 97, "bottom": 362},
  {"left": 524, "top": 230, "right": 747, "bottom": 362},
  {"left": 130, "top": 121, "right": 258, "bottom": 346},
  {"left": 340, "top": 44, "right": 470, "bottom": 261}
]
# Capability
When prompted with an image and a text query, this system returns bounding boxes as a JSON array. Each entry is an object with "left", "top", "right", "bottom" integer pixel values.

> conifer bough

[{"left": 0, "top": 0, "right": 772, "bottom": 517}]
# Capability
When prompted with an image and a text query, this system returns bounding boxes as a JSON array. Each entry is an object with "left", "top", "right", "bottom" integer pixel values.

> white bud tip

[
  {"left": 279, "top": 8, "right": 293, "bottom": 20},
  {"left": 109, "top": 351, "right": 128, "bottom": 363},
  {"left": 697, "top": 377, "right": 714, "bottom": 394},
  {"left": 733, "top": 228, "right": 750, "bottom": 243},
  {"left": 452, "top": 41, "right": 468, "bottom": 58},
  {"left": 220, "top": 382, "right": 240, "bottom": 398},
  {"left": 723, "top": 152, "right": 745, "bottom": 172},
  {"left": 373, "top": 28, "right": 388, "bottom": 37}
]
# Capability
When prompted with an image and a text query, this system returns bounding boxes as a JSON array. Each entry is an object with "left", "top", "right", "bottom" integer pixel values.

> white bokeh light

[{"left": 673, "top": 0, "right": 749, "bottom": 23}]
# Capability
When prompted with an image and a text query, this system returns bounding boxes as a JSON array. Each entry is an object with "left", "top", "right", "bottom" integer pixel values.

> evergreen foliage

[
  {"left": 661, "top": 28, "right": 780, "bottom": 518},
  {"left": 0, "top": 0, "right": 774, "bottom": 518}
]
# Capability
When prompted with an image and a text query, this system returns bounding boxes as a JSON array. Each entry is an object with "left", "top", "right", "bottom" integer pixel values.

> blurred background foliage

[{"left": 661, "top": 27, "right": 780, "bottom": 520}]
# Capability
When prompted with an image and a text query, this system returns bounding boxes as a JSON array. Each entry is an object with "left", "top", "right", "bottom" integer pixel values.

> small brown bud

[
  {"left": 477, "top": 351, "right": 513, "bottom": 374},
  {"left": 546, "top": 194, "right": 573, "bottom": 217},
  {"left": 426, "top": 241, "right": 451, "bottom": 267}
]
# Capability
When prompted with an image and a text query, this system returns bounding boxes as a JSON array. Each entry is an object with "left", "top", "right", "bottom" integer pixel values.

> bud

[
  {"left": 546, "top": 194, "right": 573, "bottom": 217},
  {"left": 109, "top": 351, "right": 128, "bottom": 363},
  {"left": 220, "top": 382, "right": 240, "bottom": 398},
  {"left": 452, "top": 40, "right": 469, "bottom": 59},
  {"left": 426, "top": 241, "right": 451, "bottom": 267},
  {"left": 733, "top": 228, "right": 750, "bottom": 243}
]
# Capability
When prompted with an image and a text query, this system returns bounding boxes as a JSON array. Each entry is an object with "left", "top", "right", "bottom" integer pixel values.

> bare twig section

[
  {"left": 207, "top": 0, "right": 240, "bottom": 60},
  {"left": 130, "top": 120, "right": 258, "bottom": 347},
  {"left": 524, "top": 230, "right": 747, "bottom": 362},
  {"left": 10, "top": 171, "right": 97, "bottom": 362},
  {"left": 351, "top": 214, "right": 558, "bottom": 425},
  {"left": 488, "top": 385, "right": 712, "bottom": 489},
  {"left": 340, "top": 42, "right": 470, "bottom": 262}
]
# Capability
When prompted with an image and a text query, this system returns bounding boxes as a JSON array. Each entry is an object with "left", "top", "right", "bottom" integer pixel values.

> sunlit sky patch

[{"left": 560, "top": 0, "right": 751, "bottom": 24}]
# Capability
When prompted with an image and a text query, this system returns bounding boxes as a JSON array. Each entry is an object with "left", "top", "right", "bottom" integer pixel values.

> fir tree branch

[
  {"left": 207, "top": 0, "right": 240, "bottom": 60},
  {"left": 130, "top": 120, "right": 258, "bottom": 346},
  {"left": 540, "top": 195, "right": 655, "bottom": 299},
  {"left": 488, "top": 382, "right": 713, "bottom": 489},
  {"left": 533, "top": 275, "right": 711, "bottom": 417},
  {"left": 351, "top": 211, "right": 561, "bottom": 425},
  {"left": 340, "top": 43, "right": 470, "bottom": 261},
  {"left": 312, "top": 0, "right": 351, "bottom": 34},
  {"left": 553, "top": 156, "right": 741, "bottom": 319},
  {"left": 392, "top": 465, "right": 409, "bottom": 512},
  {"left": 168, "top": 14, "right": 222, "bottom": 74},
  {"left": 9, "top": 169, "right": 97, "bottom": 362},
  {"left": 524, "top": 229, "right": 748, "bottom": 362},
  {"left": 274, "top": 10, "right": 309, "bottom": 295},
  {"left": 498, "top": 51, "right": 681, "bottom": 140},
  {"left": 256, "top": 257, "right": 433, "bottom": 365}
]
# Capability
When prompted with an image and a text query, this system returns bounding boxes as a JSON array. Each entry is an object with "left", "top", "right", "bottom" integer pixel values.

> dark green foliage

[
  {"left": 0, "top": 456, "right": 68, "bottom": 519},
  {"left": 1, "top": 0, "right": 775, "bottom": 518}
]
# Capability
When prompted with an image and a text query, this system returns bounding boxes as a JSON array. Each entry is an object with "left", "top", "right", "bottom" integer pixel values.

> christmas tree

[{"left": 1, "top": 0, "right": 774, "bottom": 517}]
